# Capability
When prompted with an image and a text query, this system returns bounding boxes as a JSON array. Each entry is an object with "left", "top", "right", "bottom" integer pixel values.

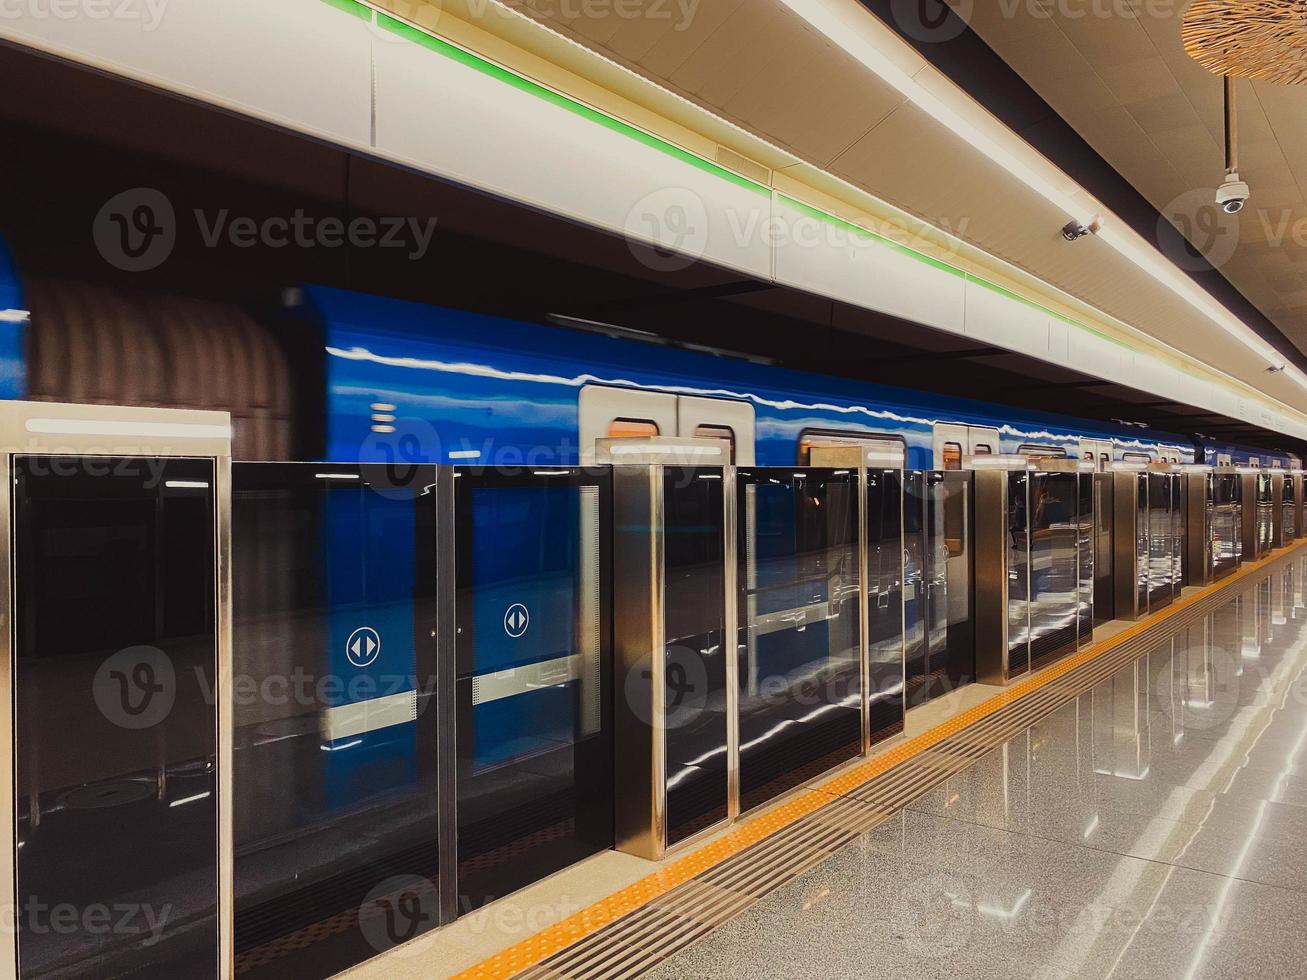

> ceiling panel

[{"left": 448, "top": 0, "right": 1307, "bottom": 421}]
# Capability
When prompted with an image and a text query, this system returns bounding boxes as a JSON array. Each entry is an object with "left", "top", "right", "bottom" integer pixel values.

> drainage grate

[{"left": 507, "top": 550, "right": 1303, "bottom": 980}]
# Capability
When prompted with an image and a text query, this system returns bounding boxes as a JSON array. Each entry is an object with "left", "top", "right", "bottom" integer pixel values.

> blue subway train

[{"left": 306, "top": 285, "right": 1292, "bottom": 474}]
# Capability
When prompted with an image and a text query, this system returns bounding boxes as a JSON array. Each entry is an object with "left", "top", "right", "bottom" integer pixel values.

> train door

[
  {"left": 933, "top": 424, "right": 999, "bottom": 469},
  {"left": 578, "top": 385, "right": 755, "bottom": 463},
  {"left": 1079, "top": 438, "right": 1112, "bottom": 471},
  {"left": 677, "top": 395, "right": 757, "bottom": 465},
  {"left": 969, "top": 426, "right": 1000, "bottom": 459},
  {"left": 933, "top": 423, "right": 968, "bottom": 470},
  {"left": 578, "top": 387, "right": 677, "bottom": 463}
]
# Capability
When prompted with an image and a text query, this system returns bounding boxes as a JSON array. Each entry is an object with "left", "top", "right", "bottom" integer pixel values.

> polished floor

[{"left": 646, "top": 557, "right": 1307, "bottom": 980}]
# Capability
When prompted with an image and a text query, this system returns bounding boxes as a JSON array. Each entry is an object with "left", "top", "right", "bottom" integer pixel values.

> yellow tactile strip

[{"left": 453, "top": 541, "right": 1307, "bottom": 980}]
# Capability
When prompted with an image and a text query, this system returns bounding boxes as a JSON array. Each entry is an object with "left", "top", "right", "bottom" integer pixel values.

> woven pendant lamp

[{"left": 1182, "top": 0, "right": 1307, "bottom": 85}]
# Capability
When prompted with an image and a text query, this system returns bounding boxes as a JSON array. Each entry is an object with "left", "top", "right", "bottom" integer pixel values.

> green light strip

[
  {"left": 320, "top": 0, "right": 370, "bottom": 20},
  {"left": 328, "top": 0, "right": 1150, "bottom": 363},
  {"left": 374, "top": 12, "right": 768, "bottom": 197}
]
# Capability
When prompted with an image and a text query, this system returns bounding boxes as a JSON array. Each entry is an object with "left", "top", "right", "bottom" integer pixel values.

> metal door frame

[{"left": 0, "top": 402, "right": 232, "bottom": 980}]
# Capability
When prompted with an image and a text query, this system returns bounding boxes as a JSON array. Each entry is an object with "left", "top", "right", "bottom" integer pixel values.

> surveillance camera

[
  {"left": 1061, "top": 216, "right": 1104, "bottom": 242},
  {"left": 1216, "top": 173, "right": 1250, "bottom": 214}
]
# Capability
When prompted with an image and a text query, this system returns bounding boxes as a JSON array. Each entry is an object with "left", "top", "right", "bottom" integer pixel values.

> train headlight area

[{"left": 0, "top": 396, "right": 1301, "bottom": 979}]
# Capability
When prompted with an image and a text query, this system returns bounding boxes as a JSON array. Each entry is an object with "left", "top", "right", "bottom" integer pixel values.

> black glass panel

[
  {"left": 1093, "top": 474, "right": 1114, "bottom": 625},
  {"left": 867, "top": 470, "right": 904, "bottom": 744},
  {"left": 1136, "top": 475, "right": 1150, "bottom": 614},
  {"left": 15, "top": 456, "right": 216, "bottom": 979},
  {"left": 737, "top": 469, "right": 861, "bottom": 813},
  {"left": 455, "top": 469, "right": 612, "bottom": 907},
  {"left": 231, "top": 463, "right": 440, "bottom": 978},
  {"left": 1147, "top": 474, "right": 1176, "bottom": 612},
  {"left": 1007, "top": 473, "right": 1030, "bottom": 676},
  {"left": 905, "top": 472, "right": 974, "bottom": 707},
  {"left": 1257, "top": 474, "right": 1275, "bottom": 557},
  {"left": 1028, "top": 473, "right": 1080, "bottom": 671},
  {"left": 1171, "top": 475, "right": 1185, "bottom": 595},
  {"left": 1283, "top": 477, "right": 1297, "bottom": 544},
  {"left": 1211, "top": 474, "right": 1241, "bottom": 578},
  {"left": 1077, "top": 473, "right": 1095, "bottom": 644},
  {"left": 903, "top": 472, "right": 928, "bottom": 707},
  {"left": 662, "top": 469, "right": 728, "bottom": 846}
]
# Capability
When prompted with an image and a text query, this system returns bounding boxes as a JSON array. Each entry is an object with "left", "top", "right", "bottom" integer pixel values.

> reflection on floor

[{"left": 647, "top": 557, "right": 1307, "bottom": 980}]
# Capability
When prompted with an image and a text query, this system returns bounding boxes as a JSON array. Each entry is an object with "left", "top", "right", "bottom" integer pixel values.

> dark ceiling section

[
  {"left": 0, "top": 39, "right": 1296, "bottom": 454},
  {"left": 858, "top": 0, "right": 1307, "bottom": 378}
]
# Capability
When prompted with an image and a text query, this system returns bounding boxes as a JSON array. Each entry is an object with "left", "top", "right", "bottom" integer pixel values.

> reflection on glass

[
  {"left": 1093, "top": 474, "right": 1115, "bottom": 626},
  {"left": 1171, "top": 474, "right": 1185, "bottom": 593},
  {"left": 1136, "top": 474, "right": 1150, "bottom": 614},
  {"left": 738, "top": 469, "right": 861, "bottom": 813},
  {"left": 1283, "top": 476, "right": 1297, "bottom": 544},
  {"left": 232, "top": 464, "right": 439, "bottom": 978},
  {"left": 905, "top": 472, "right": 974, "bottom": 706},
  {"left": 1147, "top": 474, "right": 1176, "bottom": 611},
  {"left": 1028, "top": 473, "right": 1081, "bottom": 671},
  {"left": 1210, "top": 474, "right": 1241, "bottom": 579},
  {"left": 662, "top": 469, "right": 728, "bottom": 846},
  {"left": 1077, "top": 473, "right": 1095, "bottom": 644},
  {"left": 15, "top": 457, "right": 217, "bottom": 978},
  {"left": 867, "top": 470, "right": 905, "bottom": 743},
  {"left": 1257, "top": 474, "right": 1275, "bottom": 556},
  {"left": 455, "top": 470, "right": 612, "bottom": 905},
  {"left": 1008, "top": 473, "right": 1031, "bottom": 676}
]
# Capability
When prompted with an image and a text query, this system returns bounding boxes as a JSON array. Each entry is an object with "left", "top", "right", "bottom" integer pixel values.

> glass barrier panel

[
  {"left": 903, "top": 472, "right": 928, "bottom": 706},
  {"left": 1211, "top": 474, "right": 1241, "bottom": 577},
  {"left": 737, "top": 469, "right": 861, "bottom": 813},
  {"left": 906, "top": 472, "right": 974, "bottom": 705},
  {"left": 1007, "top": 473, "right": 1031, "bottom": 677},
  {"left": 662, "top": 468, "right": 728, "bottom": 847},
  {"left": 1029, "top": 473, "right": 1081, "bottom": 671},
  {"left": 866, "top": 469, "right": 905, "bottom": 743},
  {"left": 1136, "top": 474, "right": 1149, "bottom": 613},
  {"left": 1258, "top": 474, "right": 1275, "bottom": 555},
  {"left": 1077, "top": 472, "right": 1095, "bottom": 644},
  {"left": 232, "top": 463, "right": 440, "bottom": 976},
  {"left": 1148, "top": 473, "right": 1175, "bottom": 611},
  {"left": 455, "top": 469, "right": 612, "bottom": 907},
  {"left": 15, "top": 457, "right": 218, "bottom": 978},
  {"left": 1170, "top": 474, "right": 1184, "bottom": 595},
  {"left": 1093, "top": 473, "right": 1114, "bottom": 626}
]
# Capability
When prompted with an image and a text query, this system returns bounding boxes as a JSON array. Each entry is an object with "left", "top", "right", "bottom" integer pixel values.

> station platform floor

[{"left": 349, "top": 545, "right": 1307, "bottom": 980}]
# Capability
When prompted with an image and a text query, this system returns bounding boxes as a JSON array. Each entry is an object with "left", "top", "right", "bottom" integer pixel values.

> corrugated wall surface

[{"left": 24, "top": 279, "right": 293, "bottom": 460}]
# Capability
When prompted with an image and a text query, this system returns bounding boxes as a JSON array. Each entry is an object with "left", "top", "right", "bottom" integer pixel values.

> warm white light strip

[
  {"left": 777, "top": 0, "right": 1307, "bottom": 388},
  {"left": 165, "top": 480, "right": 210, "bottom": 489},
  {"left": 360, "top": 0, "right": 1307, "bottom": 438},
  {"left": 0, "top": 309, "right": 30, "bottom": 324},
  {"left": 25, "top": 418, "right": 230, "bottom": 439},
  {"left": 447, "top": 449, "right": 482, "bottom": 459},
  {"left": 606, "top": 443, "right": 724, "bottom": 456},
  {"left": 315, "top": 472, "right": 360, "bottom": 480}
]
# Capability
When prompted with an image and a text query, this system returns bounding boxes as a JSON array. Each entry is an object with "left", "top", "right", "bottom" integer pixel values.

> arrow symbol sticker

[
  {"left": 504, "top": 604, "right": 530, "bottom": 639},
  {"left": 346, "top": 626, "right": 382, "bottom": 668}
]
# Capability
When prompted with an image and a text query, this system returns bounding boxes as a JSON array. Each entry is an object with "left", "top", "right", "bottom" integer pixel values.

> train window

[
  {"left": 1082, "top": 451, "right": 1093, "bottom": 461},
  {"left": 608, "top": 418, "right": 660, "bottom": 439},
  {"left": 1100, "top": 453, "right": 1110, "bottom": 464},
  {"left": 973, "top": 444, "right": 993, "bottom": 455},
  {"left": 942, "top": 442, "right": 963, "bottom": 471},
  {"left": 1122, "top": 452, "right": 1152, "bottom": 463},
  {"left": 1017, "top": 443, "right": 1068, "bottom": 459},
  {"left": 798, "top": 428, "right": 906, "bottom": 467},
  {"left": 693, "top": 423, "right": 736, "bottom": 461}
]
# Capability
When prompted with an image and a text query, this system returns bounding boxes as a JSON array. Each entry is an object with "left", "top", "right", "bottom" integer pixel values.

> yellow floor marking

[{"left": 454, "top": 541, "right": 1307, "bottom": 980}]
